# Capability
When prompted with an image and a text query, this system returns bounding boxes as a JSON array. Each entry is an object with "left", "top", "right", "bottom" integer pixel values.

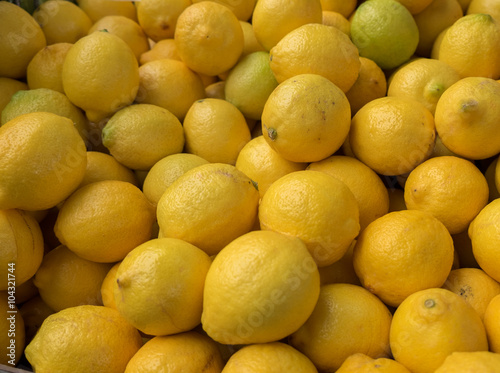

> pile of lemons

[{"left": 1, "top": 0, "right": 500, "bottom": 371}]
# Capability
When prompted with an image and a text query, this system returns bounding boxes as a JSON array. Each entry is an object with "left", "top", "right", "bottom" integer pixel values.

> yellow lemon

[
  {"left": 396, "top": 0, "right": 434, "bottom": 14},
  {"left": 320, "top": 0, "right": 356, "bottom": 17},
  {"left": 114, "top": 238, "right": 212, "bottom": 336},
  {"left": 142, "top": 153, "right": 209, "bottom": 206},
  {"left": 318, "top": 243, "right": 361, "bottom": 286},
  {"left": 125, "top": 331, "right": 225, "bottom": 373},
  {"left": 88, "top": 15, "right": 150, "bottom": 61},
  {"left": 0, "top": 77, "right": 28, "bottom": 115},
  {"left": 307, "top": 155, "right": 390, "bottom": 232},
  {"left": 183, "top": 98, "right": 251, "bottom": 165},
  {"left": 414, "top": 0, "right": 464, "bottom": 57},
  {"left": 102, "top": 104, "right": 185, "bottom": 170},
  {"left": 14, "top": 277, "right": 39, "bottom": 305},
  {"left": 387, "top": 58, "right": 461, "bottom": 115},
  {"left": 0, "top": 2, "right": 46, "bottom": 79},
  {"left": 192, "top": 0, "right": 257, "bottom": 21},
  {"left": 0, "top": 209, "right": 44, "bottom": 291},
  {"left": 469, "top": 198, "right": 500, "bottom": 283},
  {"left": 62, "top": 30, "right": 139, "bottom": 123},
  {"left": 336, "top": 353, "right": 412, "bottom": 373},
  {"left": 485, "top": 156, "right": 500, "bottom": 201},
  {"left": 344, "top": 57, "right": 388, "bottom": 116},
  {"left": 174, "top": 1, "right": 244, "bottom": 76},
  {"left": 404, "top": 156, "right": 489, "bottom": 234},
  {"left": 467, "top": 0, "right": 500, "bottom": 21},
  {"left": 33, "top": 0, "right": 93, "bottom": 45},
  {"left": 136, "top": 0, "right": 190, "bottom": 41},
  {"left": 251, "top": 0, "right": 322, "bottom": 51},
  {"left": 221, "top": 342, "right": 318, "bottom": 373},
  {"left": 239, "top": 20, "right": 265, "bottom": 57},
  {"left": 261, "top": 73, "right": 351, "bottom": 163},
  {"left": 202, "top": 230, "right": 320, "bottom": 344},
  {"left": 350, "top": 0, "right": 419, "bottom": 70},
  {"left": 269, "top": 23, "right": 360, "bottom": 92},
  {"left": 0, "top": 112, "right": 87, "bottom": 211},
  {"left": 76, "top": 0, "right": 138, "bottom": 23},
  {"left": 19, "top": 295, "right": 54, "bottom": 344},
  {"left": 484, "top": 294, "right": 500, "bottom": 352},
  {"left": 25, "top": 305, "right": 143, "bottom": 373},
  {"left": 224, "top": 51, "right": 279, "bottom": 120},
  {"left": 79, "top": 151, "right": 138, "bottom": 188},
  {"left": 259, "top": 170, "right": 360, "bottom": 267},
  {"left": 435, "top": 351, "right": 500, "bottom": 372},
  {"left": 0, "top": 292, "right": 25, "bottom": 366},
  {"left": 54, "top": 180, "right": 156, "bottom": 263},
  {"left": 26, "top": 42, "right": 72, "bottom": 93},
  {"left": 235, "top": 136, "right": 308, "bottom": 198},
  {"left": 434, "top": 76, "right": 500, "bottom": 159},
  {"left": 139, "top": 38, "right": 181, "bottom": 65},
  {"left": 438, "top": 13, "right": 500, "bottom": 78},
  {"left": 100, "top": 262, "right": 120, "bottom": 310},
  {"left": 33, "top": 245, "right": 113, "bottom": 312},
  {"left": 136, "top": 58, "right": 205, "bottom": 121},
  {"left": 322, "top": 11, "right": 351, "bottom": 36},
  {"left": 289, "top": 283, "right": 393, "bottom": 372},
  {"left": 349, "top": 96, "right": 435, "bottom": 176},
  {"left": 353, "top": 210, "right": 454, "bottom": 307},
  {"left": 390, "top": 288, "right": 489, "bottom": 373},
  {"left": 157, "top": 163, "right": 259, "bottom": 256}
]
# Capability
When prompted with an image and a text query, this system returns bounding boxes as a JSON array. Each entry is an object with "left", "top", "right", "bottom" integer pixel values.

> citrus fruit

[
  {"left": 19, "top": 295, "right": 54, "bottom": 344},
  {"left": 192, "top": 0, "right": 257, "bottom": 21},
  {"left": 320, "top": 0, "right": 356, "bottom": 17},
  {"left": 205, "top": 81, "right": 226, "bottom": 99},
  {"left": 259, "top": 170, "right": 360, "bottom": 267},
  {"left": 139, "top": 38, "right": 180, "bottom": 65},
  {"left": 452, "top": 229, "right": 480, "bottom": 268},
  {"left": 396, "top": 0, "right": 434, "bottom": 14},
  {"left": 390, "top": 288, "right": 489, "bottom": 373},
  {"left": 25, "top": 305, "right": 143, "bottom": 373},
  {"left": 79, "top": 151, "right": 138, "bottom": 188},
  {"left": 14, "top": 277, "right": 39, "bottom": 305},
  {"left": 76, "top": 0, "right": 138, "bottom": 23},
  {"left": 484, "top": 294, "right": 500, "bottom": 353},
  {"left": 0, "top": 292, "right": 25, "bottom": 366},
  {"left": 434, "top": 351, "right": 500, "bottom": 372},
  {"left": 350, "top": 0, "right": 419, "bottom": 70},
  {"left": 322, "top": 11, "right": 351, "bottom": 36},
  {"left": 136, "top": 0, "right": 191, "bottom": 41},
  {"left": 0, "top": 77, "right": 28, "bottom": 115},
  {"left": 485, "top": 157, "right": 500, "bottom": 201},
  {"left": 353, "top": 210, "right": 455, "bottom": 307},
  {"left": 0, "top": 112, "right": 87, "bottom": 211},
  {"left": 54, "top": 180, "right": 156, "bottom": 263},
  {"left": 318, "top": 243, "right": 361, "bottom": 286},
  {"left": 261, "top": 73, "right": 352, "bottom": 163},
  {"left": 387, "top": 187, "right": 407, "bottom": 212},
  {"left": 467, "top": 0, "right": 500, "bottom": 21},
  {"left": 335, "top": 353, "right": 411, "bottom": 373},
  {"left": 100, "top": 262, "right": 120, "bottom": 310},
  {"left": 202, "top": 230, "right": 320, "bottom": 344},
  {"left": 239, "top": 20, "right": 265, "bottom": 57}
]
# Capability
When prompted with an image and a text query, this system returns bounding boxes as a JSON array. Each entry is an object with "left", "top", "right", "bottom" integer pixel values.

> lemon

[
  {"left": 318, "top": 243, "right": 361, "bottom": 286},
  {"left": 404, "top": 156, "right": 489, "bottom": 234},
  {"left": 467, "top": 0, "right": 500, "bottom": 21},
  {"left": 387, "top": 58, "right": 461, "bottom": 115},
  {"left": 114, "top": 238, "right": 211, "bottom": 336},
  {"left": 434, "top": 77, "right": 500, "bottom": 159},
  {"left": 350, "top": 0, "right": 419, "bottom": 70},
  {"left": 0, "top": 292, "right": 25, "bottom": 366},
  {"left": 33, "top": 245, "right": 113, "bottom": 312},
  {"left": 142, "top": 153, "right": 209, "bottom": 206},
  {"left": 336, "top": 353, "right": 412, "bottom": 373},
  {"left": 222, "top": 342, "right": 318, "bottom": 373},
  {"left": 1, "top": 88, "right": 90, "bottom": 145},
  {"left": 308, "top": 155, "right": 390, "bottom": 232},
  {"left": 80, "top": 151, "right": 138, "bottom": 188},
  {"left": 458, "top": 0, "right": 473, "bottom": 11},
  {"left": 102, "top": 104, "right": 185, "bottom": 171},
  {"left": 484, "top": 294, "right": 500, "bottom": 352},
  {"left": 469, "top": 198, "right": 500, "bottom": 283},
  {"left": 88, "top": 15, "right": 150, "bottom": 61},
  {"left": 205, "top": 81, "right": 226, "bottom": 99},
  {"left": 76, "top": 0, "right": 138, "bottom": 23},
  {"left": 387, "top": 187, "right": 407, "bottom": 212},
  {"left": 136, "top": 0, "right": 190, "bottom": 41},
  {"left": 224, "top": 51, "right": 279, "bottom": 120},
  {"left": 25, "top": 305, "right": 143, "bottom": 373},
  {"left": 486, "top": 156, "right": 500, "bottom": 201},
  {"left": 62, "top": 30, "right": 139, "bottom": 123},
  {"left": 269, "top": 23, "right": 360, "bottom": 92},
  {"left": 289, "top": 283, "right": 393, "bottom": 372},
  {"left": 0, "top": 78, "right": 28, "bottom": 121},
  {"left": 139, "top": 39, "right": 180, "bottom": 65},
  {"left": 251, "top": 0, "right": 322, "bottom": 51},
  {"left": 353, "top": 210, "right": 454, "bottom": 307},
  {"left": 19, "top": 295, "right": 54, "bottom": 344},
  {"left": 438, "top": 13, "right": 500, "bottom": 78},
  {"left": 322, "top": 11, "right": 351, "bottom": 36},
  {"left": 202, "top": 230, "right": 320, "bottom": 344},
  {"left": 396, "top": 0, "right": 434, "bottom": 14},
  {"left": 261, "top": 73, "right": 351, "bottom": 163},
  {"left": 344, "top": 57, "right": 388, "bottom": 116},
  {"left": 320, "top": 0, "right": 357, "bottom": 17},
  {"left": 0, "top": 2, "right": 46, "bottom": 79},
  {"left": 435, "top": 351, "right": 500, "bottom": 372},
  {"left": 390, "top": 288, "right": 489, "bottom": 373},
  {"left": 157, "top": 163, "right": 259, "bottom": 256},
  {"left": 259, "top": 170, "right": 360, "bottom": 267},
  {"left": 54, "top": 180, "right": 156, "bottom": 263},
  {"left": 125, "top": 331, "right": 225, "bottom": 372},
  {"left": 235, "top": 136, "right": 308, "bottom": 198},
  {"left": 192, "top": 0, "right": 256, "bottom": 21},
  {"left": 100, "top": 262, "right": 120, "bottom": 310},
  {"left": 33, "top": 0, "right": 93, "bottom": 45},
  {"left": 183, "top": 98, "right": 251, "bottom": 165},
  {"left": 0, "top": 112, "right": 87, "bottom": 211},
  {"left": 349, "top": 96, "right": 435, "bottom": 176},
  {"left": 239, "top": 20, "right": 266, "bottom": 57},
  {"left": 414, "top": 0, "right": 464, "bottom": 57},
  {"left": 14, "top": 277, "right": 39, "bottom": 305},
  {"left": 136, "top": 58, "right": 205, "bottom": 121}
]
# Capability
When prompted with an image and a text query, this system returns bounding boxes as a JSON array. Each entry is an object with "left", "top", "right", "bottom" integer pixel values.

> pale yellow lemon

[
  {"left": 25, "top": 305, "right": 143, "bottom": 373},
  {"left": 139, "top": 39, "right": 180, "bottom": 65},
  {"left": 390, "top": 288, "right": 489, "bottom": 373},
  {"left": 239, "top": 20, "right": 265, "bottom": 57},
  {"left": 192, "top": 0, "right": 257, "bottom": 21},
  {"left": 100, "top": 262, "right": 121, "bottom": 310},
  {"left": 484, "top": 294, "right": 500, "bottom": 352},
  {"left": 322, "top": 11, "right": 351, "bottom": 36},
  {"left": 289, "top": 283, "right": 393, "bottom": 372},
  {"left": 76, "top": 0, "right": 138, "bottom": 23},
  {"left": 353, "top": 210, "right": 455, "bottom": 307},
  {"left": 430, "top": 26, "right": 449, "bottom": 59},
  {"left": 136, "top": 0, "right": 191, "bottom": 41},
  {"left": 336, "top": 353, "right": 411, "bottom": 373},
  {"left": 0, "top": 292, "right": 25, "bottom": 366},
  {"left": 320, "top": 0, "right": 356, "bottom": 17},
  {"left": 79, "top": 151, "right": 138, "bottom": 188},
  {"left": 202, "top": 230, "right": 320, "bottom": 344},
  {"left": 435, "top": 351, "right": 500, "bottom": 372}
]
